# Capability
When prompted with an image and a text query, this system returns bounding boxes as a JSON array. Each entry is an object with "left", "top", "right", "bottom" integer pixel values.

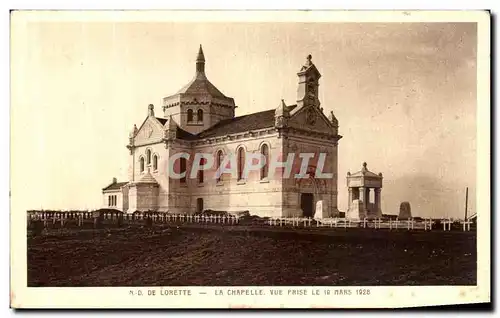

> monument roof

[{"left": 349, "top": 162, "right": 382, "bottom": 178}]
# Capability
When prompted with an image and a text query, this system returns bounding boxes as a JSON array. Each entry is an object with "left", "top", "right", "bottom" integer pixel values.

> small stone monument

[
  {"left": 398, "top": 202, "right": 412, "bottom": 220},
  {"left": 314, "top": 200, "right": 323, "bottom": 219}
]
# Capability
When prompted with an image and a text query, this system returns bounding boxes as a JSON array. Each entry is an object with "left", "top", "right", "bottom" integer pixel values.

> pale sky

[{"left": 11, "top": 20, "right": 477, "bottom": 218}]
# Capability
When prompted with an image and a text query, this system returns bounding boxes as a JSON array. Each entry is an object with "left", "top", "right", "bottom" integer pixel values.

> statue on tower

[{"left": 148, "top": 104, "right": 155, "bottom": 117}]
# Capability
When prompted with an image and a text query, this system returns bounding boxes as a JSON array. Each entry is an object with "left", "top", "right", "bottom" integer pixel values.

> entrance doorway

[
  {"left": 196, "top": 198, "right": 204, "bottom": 213},
  {"left": 300, "top": 193, "right": 314, "bottom": 217}
]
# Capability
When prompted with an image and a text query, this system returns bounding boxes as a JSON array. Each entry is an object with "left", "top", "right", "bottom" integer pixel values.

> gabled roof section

[
  {"left": 134, "top": 115, "right": 196, "bottom": 141},
  {"left": 177, "top": 126, "right": 198, "bottom": 140},
  {"left": 103, "top": 181, "right": 128, "bottom": 191},
  {"left": 156, "top": 117, "right": 167, "bottom": 125},
  {"left": 289, "top": 104, "right": 338, "bottom": 131},
  {"left": 196, "top": 105, "right": 296, "bottom": 139},
  {"left": 134, "top": 113, "right": 166, "bottom": 137},
  {"left": 197, "top": 109, "right": 274, "bottom": 138}
]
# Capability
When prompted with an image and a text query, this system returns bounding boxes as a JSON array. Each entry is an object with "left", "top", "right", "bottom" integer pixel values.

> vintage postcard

[{"left": 10, "top": 10, "right": 490, "bottom": 309}]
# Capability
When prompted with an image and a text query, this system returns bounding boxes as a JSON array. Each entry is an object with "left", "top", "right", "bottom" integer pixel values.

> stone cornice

[
  {"left": 130, "top": 125, "right": 341, "bottom": 148},
  {"left": 287, "top": 127, "right": 341, "bottom": 144},
  {"left": 133, "top": 140, "right": 165, "bottom": 148},
  {"left": 191, "top": 128, "right": 277, "bottom": 147},
  {"left": 163, "top": 100, "right": 235, "bottom": 110}
]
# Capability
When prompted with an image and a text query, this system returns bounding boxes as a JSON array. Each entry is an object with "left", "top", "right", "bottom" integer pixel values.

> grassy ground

[{"left": 27, "top": 224, "right": 476, "bottom": 286}]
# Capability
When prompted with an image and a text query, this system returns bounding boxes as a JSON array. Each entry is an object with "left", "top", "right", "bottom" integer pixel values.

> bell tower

[
  {"left": 162, "top": 45, "right": 236, "bottom": 135},
  {"left": 296, "top": 54, "right": 322, "bottom": 109}
]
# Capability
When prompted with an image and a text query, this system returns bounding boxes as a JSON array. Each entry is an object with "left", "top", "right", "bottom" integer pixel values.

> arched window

[
  {"left": 260, "top": 144, "right": 269, "bottom": 180},
  {"left": 237, "top": 147, "right": 245, "bottom": 181},
  {"left": 180, "top": 157, "right": 187, "bottom": 183},
  {"left": 139, "top": 157, "right": 145, "bottom": 172},
  {"left": 198, "top": 158, "right": 205, "bottom": 183},
  {"left": 187, "top": 109, "right": 194, "bottom": 122},
  {"left": 153, "top": 154, "right": 158, "bottom": 171},
  {"left": 197, "top": 109, "right": 204, "bottom": 122},
  {"left": 146, "top": 149, "right": 152, "bottom": 165},
  {"left": 216, "top": 150, "right": 224, "bottom": 182}
]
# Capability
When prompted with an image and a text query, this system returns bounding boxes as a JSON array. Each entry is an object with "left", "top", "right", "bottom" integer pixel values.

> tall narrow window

[
  {"left": 198, "top": 158, "right": 204, "bottom": 183},
  {"left": 237, "top": 147, "right": 245, "bottom": 181},
  {"left": 187, "top": 109, "right": 194, "bottom": 122},
  {"left": 109, "top": 195, "right": 116, "bottom": 207},
  {"left": 153, "top": 154, "right": 158, "bottom": 171},
  {"left": 180, "top": 157, "right": 187, "bottom": 183},
  {"left": 146, "top": 149, "right": 152, "bottom": 165},
  {"left": 216, "top": 150, "right": 223, "bottom": 182},
  {"left": 261, "top": 144, "right": 269, "bottom": 180},
  {"left": 197, "top": 109, "right": 204, "bottom": 122},
  {"left": 140, "top": 157, "right": 145, "bottom": 172}
]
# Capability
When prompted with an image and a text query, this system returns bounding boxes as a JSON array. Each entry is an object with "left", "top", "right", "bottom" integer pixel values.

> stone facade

[{"left": 102, "top": 46, "right": 342, "bottom": 218}]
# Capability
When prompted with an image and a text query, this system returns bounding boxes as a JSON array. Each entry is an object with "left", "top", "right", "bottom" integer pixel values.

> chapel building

[{"left": 102, "top": 45, "right": 342, "bottom": 218}]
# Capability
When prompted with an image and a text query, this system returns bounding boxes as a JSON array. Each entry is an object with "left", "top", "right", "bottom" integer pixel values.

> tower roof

[
  {"left": 173, "top": 45, "right": 228, "bottom": 98},
  {"left": 196, "top": 44, "right": 205, "bottom": 63},
  {"left": 297, "top": 54, "right": 321, "bottom": 79}
]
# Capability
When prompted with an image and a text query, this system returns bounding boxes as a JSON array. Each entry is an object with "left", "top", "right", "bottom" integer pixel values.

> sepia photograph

[{"left": 10, "top": 10, "right": 490, "bottom": 308}]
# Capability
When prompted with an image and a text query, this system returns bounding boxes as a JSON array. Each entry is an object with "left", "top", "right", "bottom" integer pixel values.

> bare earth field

[{"left": 27, "top": 225, "right": 476, "bottom": 286}]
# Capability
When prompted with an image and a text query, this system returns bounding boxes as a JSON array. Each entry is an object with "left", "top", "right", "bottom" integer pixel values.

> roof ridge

[{"left": 102, "top": 181, "right": 128, "bottom": 191}]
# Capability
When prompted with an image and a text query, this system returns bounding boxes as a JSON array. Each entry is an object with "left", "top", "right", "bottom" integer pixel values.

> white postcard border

[{"left": 9, "top": 10, "right": 491, "bottom": 309}]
